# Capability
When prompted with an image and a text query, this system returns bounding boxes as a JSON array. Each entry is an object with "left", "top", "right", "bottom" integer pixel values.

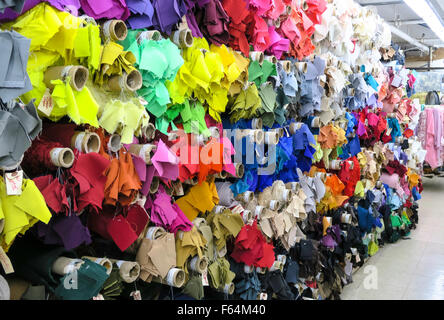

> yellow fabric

[
  {"left": 0, "top": 177, "right": 52, "bottom": 252},
  {"left": 99, "top": 98, "right": 149, "bottom": 144},
  {"left": 175, "top": 180, "right": 219, "bottom": 222},
  {"left": 207, "top": 257, "right": 235, "bottom": 290},
  {"left": 95, "top": 42, "right": 137, "bottom": 85},
  {"left": 206, "top": 209, "right": 244, "bottom": 251},
  {"left": 354, "top": 181, "right": 365, "bottom": 198},
  {"left": 48, "top": 79, "right": 99, "bottom": 126},
  {"left": 175, "top": 226, "right": 207, "bottom": 272}
]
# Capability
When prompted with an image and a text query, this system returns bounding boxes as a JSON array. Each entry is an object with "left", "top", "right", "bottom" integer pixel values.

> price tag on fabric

[
  {"left": 231, "top": 204, "right": 244, "bottom": 215},
  {"left": 202, "top": 270, "right": 209, "bottom": 286},
  {"left": 130, "top": 290, "right": 142, "bottom": 300},
  {"left": 93, "top": 294, "right": 105, "bottom": 300},
  {"left": 5, "top": 170, "right": 23, "bottom": 195},
  {"left": 0, "top": 246, "right": 14, "bottom": 274},
  {"left": 259, "top": 293, "right": 268, "bottom": 300},
  {"left": 38, "top": 88, "right": 54, "bottom": 116}
]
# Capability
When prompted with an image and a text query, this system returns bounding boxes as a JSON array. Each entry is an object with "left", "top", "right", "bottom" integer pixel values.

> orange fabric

[{"left": 104, "top": 149, "right": 141, "bottom": 206}]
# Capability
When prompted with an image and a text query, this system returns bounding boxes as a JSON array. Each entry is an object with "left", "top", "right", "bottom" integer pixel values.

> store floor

[{"left": 341, "top": 177, "right": 444, "bottom": 300}]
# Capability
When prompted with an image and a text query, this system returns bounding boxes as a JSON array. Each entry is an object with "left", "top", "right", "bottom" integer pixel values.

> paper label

[
  {"left": 355, "top": 254, "right": 361, "bottom": 263},
  {"left": 0, "top": 246, "right": 14, "bottom": 274},
  {"left": 231, "top": 204, "right": 244, "bottom": 215},
  {"left": 202, "top": 270, "right": 209, "bottom": 286},
  {"left": 38, "top": 88, "right": 54, "bottom": 117},
  {"left": 5, "top": 170, "right": 23, "bottom": 196},
  {"left": 259, "top": 293, "right": 268, "bottom": 300},
  {"left": 93, "top": 294, "right": 105, "bottom": 300},
  {"left": 130, "top": 290, "right": 142, "bottom": 300}
]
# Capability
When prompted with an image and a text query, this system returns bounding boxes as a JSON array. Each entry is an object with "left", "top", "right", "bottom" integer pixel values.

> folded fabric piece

[
  {"left": 0, "top": 30, "right": 32, "bottom": 101},
  {"left": 0, "top": 177, "right": 52, "bottom": 252},
  {"left": 150, "top": 0, "right": 188, "bottom": 34},
  {"left": 0, "top": 100, "right": 42, "bottom": 168},
  {"left": 33, "top": 175, "right": 69, "bottom": 215},
  {"left": 104, "top": 149, "right": 141, "bottom": 207},
  {"left": 126, "top": 0, "right": 154, "bottom": 29},
  {"left": 231, "top": 220, "right": 275, "bottom": 268},
  {"left": 148, "top": 186, "right": 193, "bottom": 234},
  {"left": 206, "top": 209, "right": 244, "bottom": 251},
  {"left": 175, "top": 225, "right": 207, "bottom": 271},
  {"left": 99, "top": 98, "right": 149, "bottom": 144},
  {"left": 137, "top": 229, "right": 176, "bottom": 281},
  {"left": 55, "top": 259, "right": 109, "bottom": 300},
  {"left": 191, "top": 0, "right": 230, "bottom": 46},
  {"left": 229, "top": 259, "right": 261, "bottom": 300},
  {"left": 176, "top": 179, "right": 219, "bottom": 222},
  {"left": 208, "top": 257, "right": 235, "bottom": 290}
]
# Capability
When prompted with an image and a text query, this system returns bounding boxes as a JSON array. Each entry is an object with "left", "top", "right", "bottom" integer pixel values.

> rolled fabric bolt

[
  {"left": 129, "top": 144, "right": 156, "bottom": 165},
  {"left": 341, "top": 214, "right": 352, "bottom": 224},
  {"left": 251, "top": 118, "right": 263, "bottom": 130},
  {"left": 286, "top": 182, "right": 298, "bottom": 191},
  {"left": 256, "top": 267, "right": 267, "bottom": 274},
  {"left": 348, "top": 161, "right": 354, "bottom": 170},
  {"left": 257, "top": 292, "right": 268, "bottom": 300},
  {"left": 71, "top": 132, "right": 101, "bottom": 153},
  {"left": 107, "top": 134, "right": 122, "bottom": 153},
  {"left": 215, "top": 171, "right": 228, "bottom": 179},
  {"left": 289, "top": 122, "right": 302, "bottom": 134},
  {"left": 172, "top": 180, "right": 184, "bottom": 196},
  {"left": 269, "top": 261, "right": 283, "bottom": 272},
  {"left": 269, "top": 200, "right": 281, "bottom": 211},
  {"left": 138, "top": 30, "right": 161, "bottom": 43},
  {"left": 102, "top": 20, "right": 128, "bottom": 41},
  {"left": 209, "top": 127, "right": 220, "bottom": 138},
  {"left": 273, "top": 19, "right": 281, "bottom": 28},
  {"left": 44, "top": 65, "right": 89, "bottom": 91},
  {"left": 244, "top": 265, "right": 254, "bottom": 273},
  {"left": 265, "top": 131, "right": 280, "bottom": 145},
  {"left": 278, "top": 128, "right": 284, "bottom": 138},
  {"left": 302, "top": 1, "right": 308, "bottom": 10},
  {"left": 242, "top": 191, "right": 254, "bottom": 203},
  {"left": 264, "top": 56, "right": 277, "bottom": 64},
  {"left": 52, "top": 257, "right": 84, "bottom": 276},
  {"left": 108, "top": 69, "right": 143, "bottom": 92},
  {"left": 254, "top": 206, "right": 265, "bottom": 219},
  {"left": 149, "top": 177, "right": 160, "bottom": 194},
  {"left": 110, "top": 260, "right": 141, "bottom": 283},
  {"left": 222, "top": 283, "right": 235, "bottom": 295},
  {"left": 82, "top": 257, "right": 113, "bottom": 275},
  {"left": 277, "top": 255, "right": 287, "bottom": 265},
  {"left": 348, "top": 88, "right": 355, "bottom": 96},
  {"left": 142, "top": 123, "right": 156, "bottom": 141},
  {"left": 281, "top": 61, "right": 292, "bottom": 73},
  {"left": 170, "top": 29, "right": 194, "bottom": 48},
  {"left": 241, "top": 210, "right": 252, "bottom": 223},
  {"left": 295, "top": 62, "right": 308, "bottom": 73},
  {"left": 183, "top": 176, "right": 198, "bottom": 185},
  {"left": 250, "top": 51, "right": 264, "bottom": 64},
  {"left": 311, "top": 117, "right": 320, "bottom": 128},
  {"left": 153, "top": 268, "right": 185, "bottom": 288},
  {"left": 214, "top": 205, "right": 226, "bottom": 214},
  {"left": 188, "top": 255, "right": 208, "bottom": 274},
  {"left": 146, "top": 226, "right": 166, "bottom": 240},
  {"left": 255, "top": 130, "right": 264, "bottom": 144},
  {"left": 50, "top": 148, "right": 75, "bottom": 168},
  {"left": 282, "top": 189, "right": 292, "bottom": 203},
  {"left": 286, "top": 5, "right": 292, "bottom": 15}
]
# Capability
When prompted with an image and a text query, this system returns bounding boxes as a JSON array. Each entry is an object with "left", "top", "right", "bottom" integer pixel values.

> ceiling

[{"left": 356, "top": 0, "right": 444, "bottom": 55}]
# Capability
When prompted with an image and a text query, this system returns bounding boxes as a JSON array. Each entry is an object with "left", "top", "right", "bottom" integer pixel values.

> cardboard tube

[
  {"left": 138, "top": 30, "right": 161, "bottom": 43},
  {"left": 235, "top": 163, "right": 244, "bottom": 178},
  {"left": 273, "top": 19, "right": 281, "bottom": 28},
  {"left": 129, "top": 144, "right": 157, "bottom": 165},
  {"left": 188, "top": 255, "right": 208, "bottom": 274},
  {"left": 153, "top": 268, "right": 185, "bottom": 288},
  {"left": 254, "top": 206, "right": 265, "bottom": 219},
  {"left": 255, "top": 130, "right": 264, "bottom": 144},
  {"left": 244, "top": 265, "right": 254, "bottom": 273},
  {"left": 170, "top": 29, "right": 194, "bottom": 48},
  {"left": 142, "top": 123, "right": 156, "bottom": 141},
  {"left": 44, "top": 66, "right": 89, "bottom": 91},
  {"left": 184, "top": 176, "right": 198, "bottom": 185},
  {"left": 222, "top": 283, "right": 235, "bottom": 295},
  {"left": 52, "top": 257, "right": 84, "bottom": 276},
  {"left": 265, "top": 131, "right": 280, "bottom": 145},
  {"left": 269, "top": 200, "right": 282, "bottom": 211},
  {"left": 172, "top": 180, "right": 184, "bottom": 196},
  {"left": 295, "top": 62, "right": 308, "bottom": 73},
  {"left": 241, "top": 210, "right": 253, "bottom": 223},
  {"left": 281, "top": 61, "right": 292, "bottom": 73},
  {"left": 102, "top": 20, "right": 128, "bottom": 41},
  {"left": 149, "top": 177, "right": 160, "bottom": 194},
  {"left": 71, "top": 132, "right": 101, "bottom": 153},
  {"left": 282, "top": 189, "right": 292, "bottom": 203},
  {"left": 209, "top": 126, "right": 220, "bottom": 138},
  {"left": 286, "top": 5, "right": 292, "bottom": 15},
  {"left": 50, "top": 148, "right": 74, "bottom": 168},
  {"left": 108, "top": 134, "right": 122, "bottom": 152},
  {"left": 264, "top": 56, "right": 277, "bottom": 64},
  {"left": 82, "top": 257, "right": 113, "bottom": 275},
  {"left": 250, "top": 51, "right": 264, "bottom": 64},
  {"left": 251, "top": 118, "right": 262, "bottom": 130},
  {"left": 269, "top": 260, "right": 284, "bottom": 272},
  {"left": 256, "top": 267, "right": 267, "bottom": 274},
  {"left": 341, "top": 214, "right": 352, "bottom": 224},
  {"left": 302, "top": 1, "right": 308, "bottom": 10},
  {"left": 215, "top": 171, "right": 228, "bottom": 179},
  {"left": 110, "top": 260, "right": 140, "bottom": 283},
  {"left": 311, "top": 117, "right": 320, "bottom": 128},
  {"left": 238, "top": 191, "right": 254, "bottom": 203},
  {"left": 146, "top": 226, "right": 166, "bottom": 240},
  {"left": 108, "top": 70, "right": 143, "bottom": 92}
]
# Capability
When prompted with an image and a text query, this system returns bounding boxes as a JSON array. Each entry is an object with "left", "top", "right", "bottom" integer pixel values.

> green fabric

[
  {"left": 258, "top": 83, "right": 277, "bottom": 128},
  {"left": 182, "top": 275, "right": 204, "bottom": 300},
  {"left": 207, "top": 257, "right": 235, "bottom": 290},
  {"left": 391, "top": 215, "right": 402, "bottom": 228},
  {"left": 101, "top": 269, "right": 123, "bottom": 300},
  {"left": 54, "top": 259, "right": 109, "bottom": 300}
]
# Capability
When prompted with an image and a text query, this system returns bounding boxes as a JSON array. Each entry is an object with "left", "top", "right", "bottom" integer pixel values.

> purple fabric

[
  {"left": 79, "top": 0, "right": 130, "bottom": 20},
  {"left": 0, "top": 0, "right": 41, "bottom": 22},
  {"left": 151, "top": 0, "right": 188, "bottom": 34},
  {"left": 0, "top": 0, "right": 81, "bottom": 22},
  {"left": 126, "top": 0, "right": 154, "bottom": 29}
]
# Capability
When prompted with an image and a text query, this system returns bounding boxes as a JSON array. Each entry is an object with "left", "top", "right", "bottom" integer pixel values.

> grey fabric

[
  {"left": 0, "top": 30, "right": 32, "bottom": 102},
  {"left": 0, "top": 275, "right": 10, "bottom": 300},
  {"left": 0, "top": 100, "right": 42, "bottom": 168},
  {"left": 0, "top": 0, "right": 25, "bottom": 13}
]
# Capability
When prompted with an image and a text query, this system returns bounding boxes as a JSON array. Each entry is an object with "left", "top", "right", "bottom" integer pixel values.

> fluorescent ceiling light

[{"left": 404, "top": 0, "right": 444, "bottom": 42}]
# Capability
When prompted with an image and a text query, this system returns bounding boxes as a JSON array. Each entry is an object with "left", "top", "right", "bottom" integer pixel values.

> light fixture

[{"left": 404, "top": 0, "right": 444, "bottom": 42}]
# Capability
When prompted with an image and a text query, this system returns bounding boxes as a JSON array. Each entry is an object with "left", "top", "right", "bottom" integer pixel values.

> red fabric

[
  {"left": 33, "top": 175, "right": 69, "bottom": 215},
  {"left": 22, "top": 138, "right": 64, "bottom": 175},
  {"left": 231, "top": 220, "right": 275, "bottom": 268},
  {"left": 126, "top": 204, "right": 150, "bottom": 237},
  {"left": 338, "top": 156, "right": 361, "bottom": 197},
  {"left": 107, "top": 215, "right": 139, "bottom": 252}
]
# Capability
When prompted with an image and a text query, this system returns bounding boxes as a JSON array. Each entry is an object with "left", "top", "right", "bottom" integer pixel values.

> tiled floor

[{"left": 341, "top": 177, "right": 444, "bottom": 300}]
